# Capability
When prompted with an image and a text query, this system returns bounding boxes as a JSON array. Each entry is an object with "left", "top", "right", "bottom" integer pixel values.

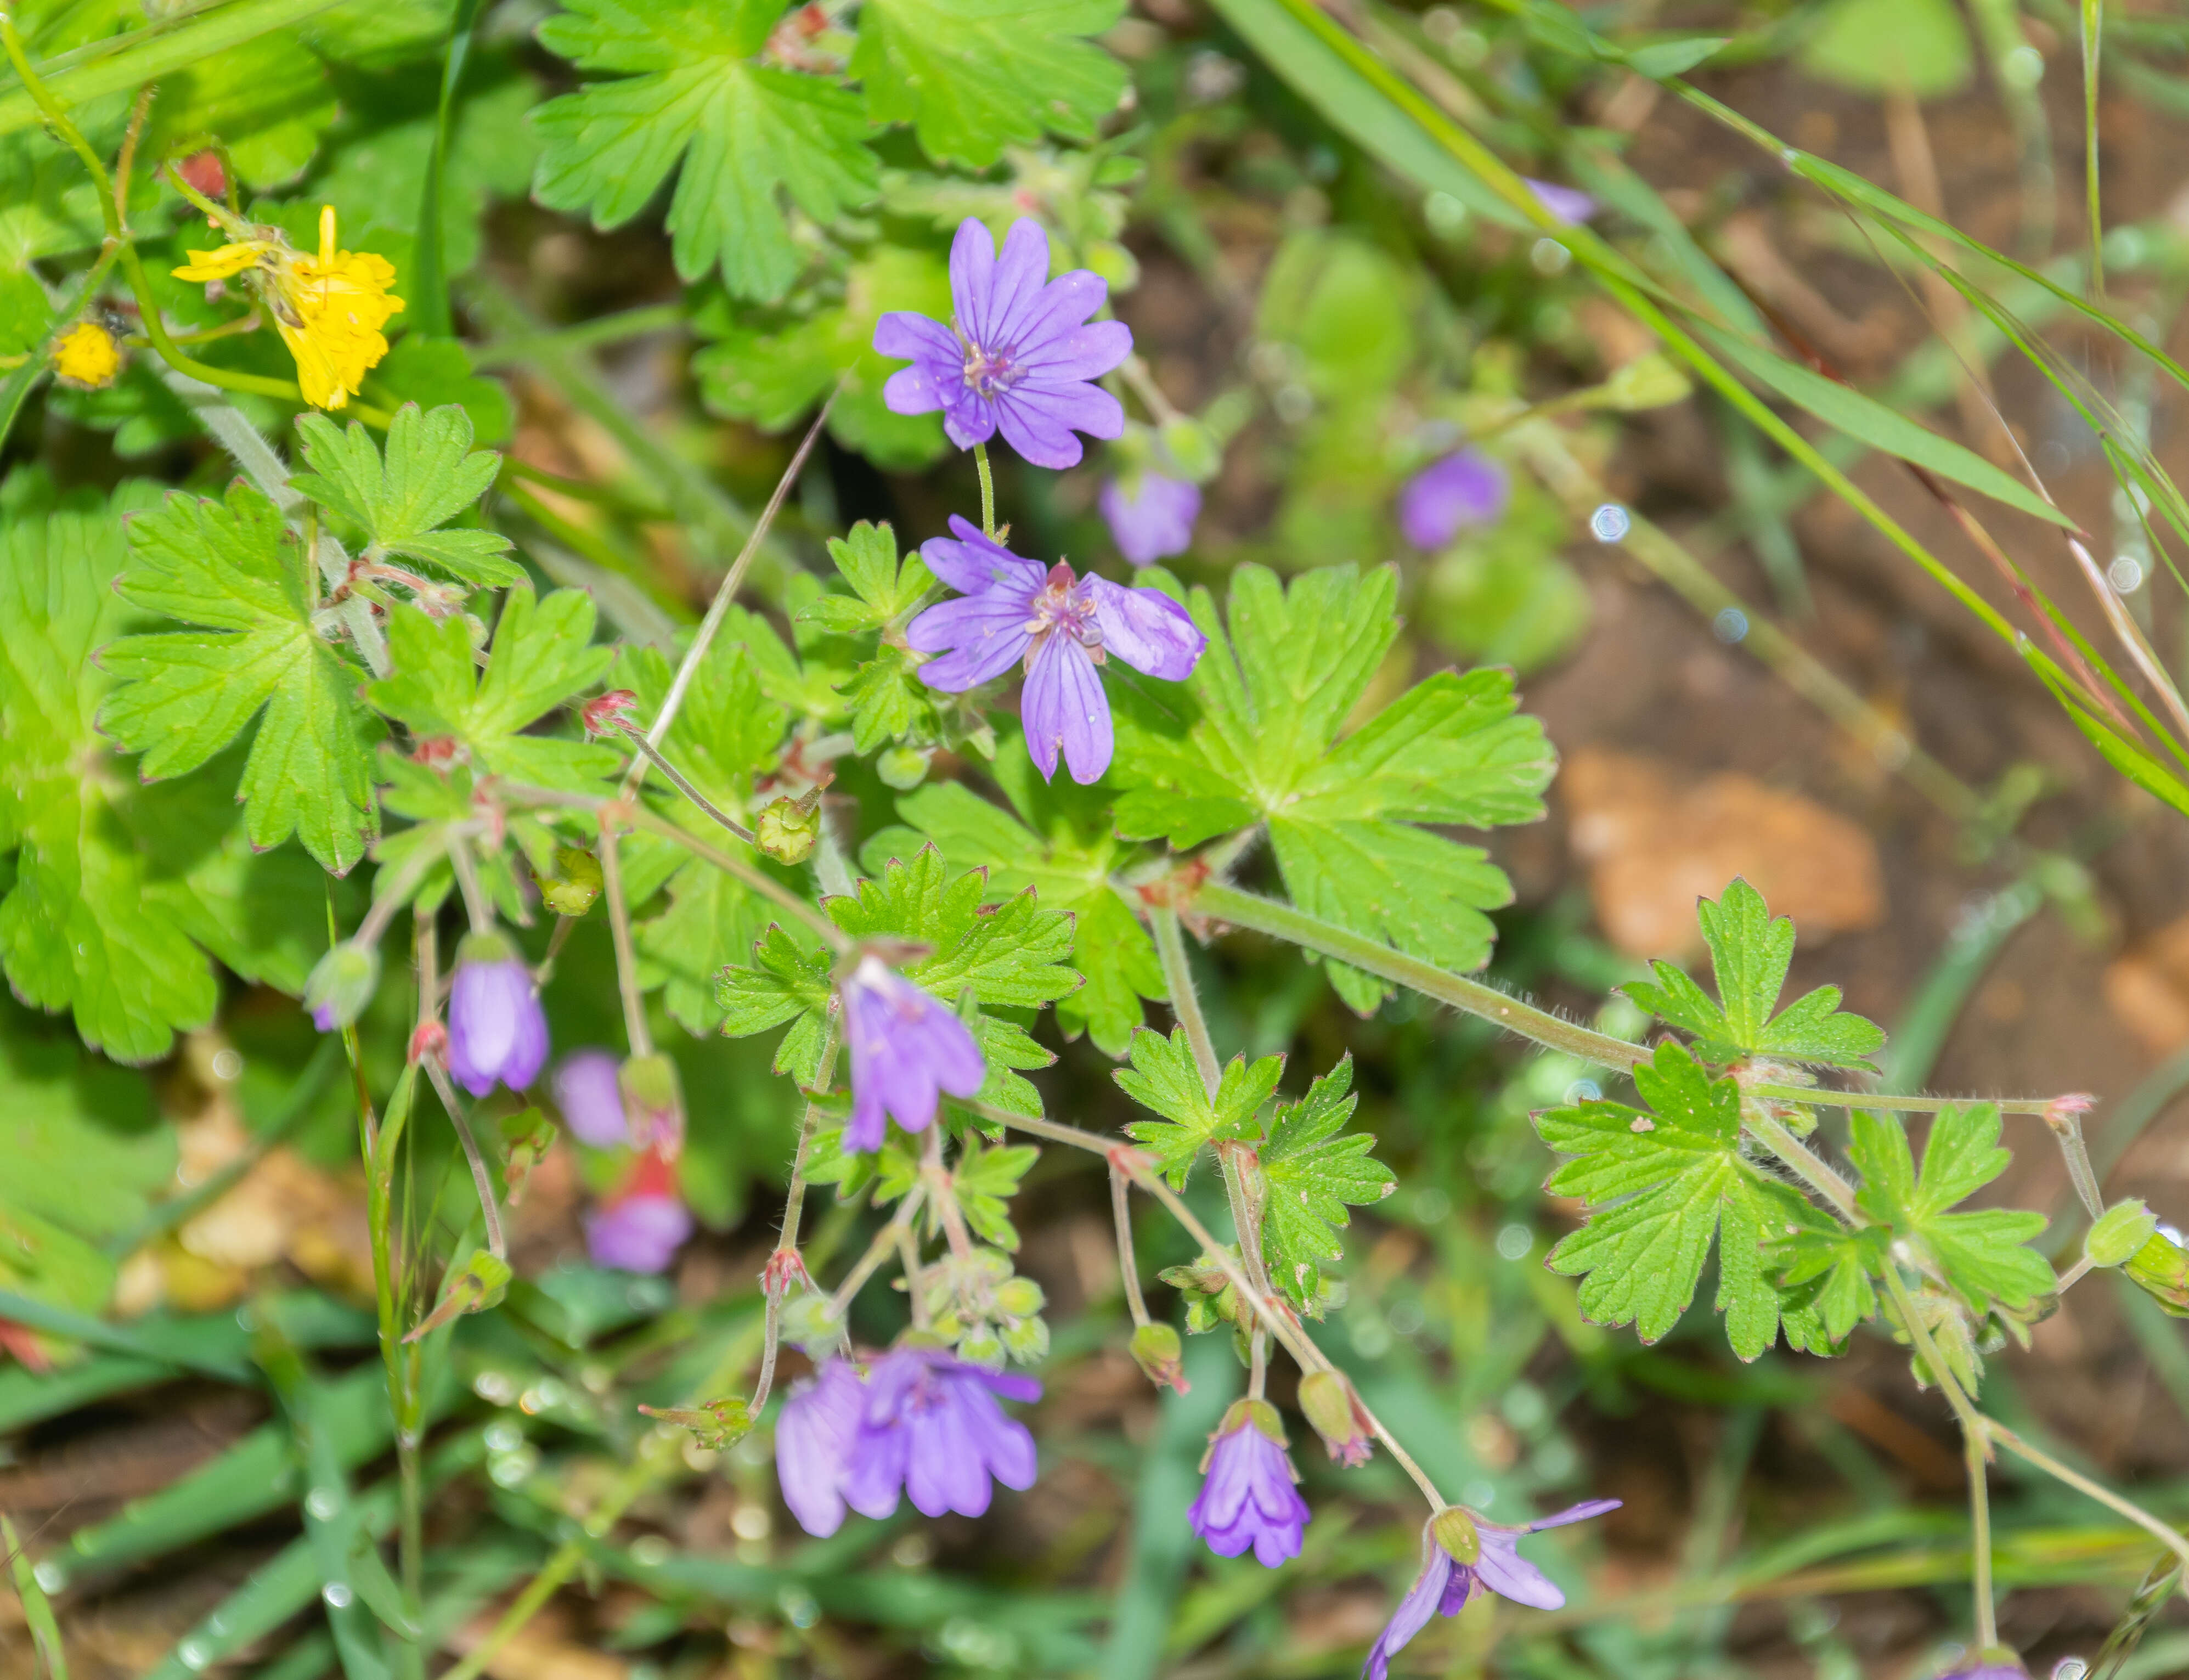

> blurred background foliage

[{"left": 7, "top": 0, "right": 2189, "bottom": 1677}]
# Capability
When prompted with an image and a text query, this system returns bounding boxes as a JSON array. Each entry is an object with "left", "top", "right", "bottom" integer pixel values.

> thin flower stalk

[
  {"left": 1982, "top": 1417, "right": 2189, "bottom": 1571},
  {"left": 422, "top": 1059, "right": 508, "bottom": 1260},
  {"left": 610, "top": 716, "right": 755, "bottom": 844},
  {"left": 752, "top": 1023, "right": 841, "bottom": 1413},
  {"left": 828, "top": 1184, "right": 929, "bottom": 1320},
  {"left": 1109, "top": 1162, "right": 1152, "bottom": 1329},
  {"left": 596, "top": 816, "right": 653, "bottom": 1060}
]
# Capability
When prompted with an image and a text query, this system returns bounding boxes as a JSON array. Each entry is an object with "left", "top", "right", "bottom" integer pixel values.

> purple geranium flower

[
  {"left": 1936, "top": 1658, "right": 2029, "bottom": 1680},
  {"left": 836, "top": 1348, "right": 1041, "bottom": 1522},
  {"left": 906, "top": 517, "right": 1206, "bottom": 783},
  {"left": 1099, "top": 471, "right": 1201, "bottom": 567},
  {"left": 873, "top": 217, "right": 1130, "bottom": 469},
  {"left": 448, "top": 940, "right": 549, "bottom": 1098},
  {"left": 1363, "top": 1499, "right": 1619, "bottom": 1680},
  {"left": 776, "top": 1358, "right": 868, "bottom": 1538},
  {"left": 1189, "top": 1400, "right": 1311, "bottom": 1568},
  {"left": 1397, "top": 449, "right": 1509, "bottom": 550},
  {"left": 584, "top": 1192, "right": 692, "bottom": 1273},
  {"left": 1524, "top": 177, "right": 1597, "bottom": 225},
  {"left": 553, "top": 1049, "right": 629, "bottom": 1149},
  {"left": 840, "top": 956, "right": 986, "bottom": 1153}
]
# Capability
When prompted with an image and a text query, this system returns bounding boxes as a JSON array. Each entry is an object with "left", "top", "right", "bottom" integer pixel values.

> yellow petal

[
  {"left": 50, "top": 320, "right": 123, "bottom": 388},
  {"left": 172, "top": 242, "right": 268, "bottom": 283}
]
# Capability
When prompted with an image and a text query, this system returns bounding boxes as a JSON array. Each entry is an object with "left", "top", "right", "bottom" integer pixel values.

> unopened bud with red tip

[
  {"left": 1297, "top": 1369, "right": 1374, "bottom": 1467},
  {"left": 582, "top": 690, "right": 639, "bottom": 738},
  {"left": 1430, "top": 1506, "right": 1482, "bottom": 1565},
  {"left": 176, "top": 149, "right": 227, "bottom": 206},
  {"left": 618, "top": 1052, "right": 685, "bottom": 1157},
  {"left": 1129, "top": 1321, "right": 1188, "bottom": 1392},
  {"left": 409, "top": 1019, "right": 448, "bottom": 1064},
  {"left": 763, "top": 1247, "right": 813, "bottom": 1297}
]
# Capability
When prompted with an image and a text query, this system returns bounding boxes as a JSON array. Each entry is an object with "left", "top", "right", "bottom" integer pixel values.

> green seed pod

[
  {"left": 2124, "top": 1225, "right": 2189, "bottom": 1316},
  {"left": 1431, "top": 1506, "right": 1482, "bottom": 1565},
  {"left": 998, "top": 1315, "right": 1050, "bottom": 1364},
  {"left": 876, "top": 745, "right": 932, "bottom": 790},
  {"left": 1130, "top": 1321, "right": 1187, "bottom": 1391},
  {"left": 994, "top": 1276, "right": 1045, "bottom": 1318},
  {"left": 1297, "top": 1369, "right": 1373, "bottom": 1465},
  {"left": 754, "top": 795, "right": 822, "bottom": 866},
  {"left": 957, "top": 1324, "right": 1006, "bottom": 1368},
  {"left": 2086, "top": 1198, "right": 2162, "bottom": 1269},
  {"left": 539, "top": 845, "right": 602, "bottom": 916}
]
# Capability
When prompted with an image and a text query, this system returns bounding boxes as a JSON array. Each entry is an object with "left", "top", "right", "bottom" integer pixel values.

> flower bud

[
  {"left": 754, "top": 793, "right": 822, "bottom": 865},
  {"left": 640, "top": 1395, "right": 753, "bottom": 1451},
  {"left": 2085, "top": 1198, "right": 2162, "bottom": 1269},
  {"left": 994, "top": 1276, "right": 1045, "bottom": 1318},
  {"left": 448, "top": 932, "right": 549, "bottom": 1097},
  {"left": 1430, "top": 1506, "right": 1482, "bottom": 1565},
  {"left": 618, "top": 1052, "right": 685, "bottom": 1157},
  {"left": 581, "top": 689, "right": 637, "bottom": 738},
  {"left": 1000, "top": 1315, "right": 1050, "bottom": 1364},
  {"left": 957, "top": 1323, "right": 1006, "bottom": 1368},
  {"left": 1297, "top": 1369, "right": 1375, "bottom": 1467},
  {"left": 780, "top": 1288, "right": 846, "bottom": 1355},
  {"left": 1130, "top": 1321, "right": 1189, "bottom": 1392},
  {"left": 1600, "top": 352, "right": 1691, "bottom": 412},
  {"left": 304, "top": 939, "right": 380, "bottom": 1031},
  {"left": 2124, "top": 1224, "right": 2189, "bottom": 1316},
  {"left": 176, "top": 149, "right": 227, "bottom": 204},
  {"left": 538, "top": 845, "right": 602, "bottom": 917},
  {"left": 876, "top": 745, "right": 932, "bottom": 790}
]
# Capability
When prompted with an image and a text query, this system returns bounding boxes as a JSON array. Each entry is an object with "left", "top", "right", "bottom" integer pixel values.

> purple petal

[
  {"left": 1362, "top": 1552, "right": 1454, "bottom": 1680},
  {"left": 975, "top": 219, "right": 1060, "bottom": 349},
  {"left": 907, "top": 593, "right": 1036, "bottom": 691},
  {"left": 1523, "top": 177, "right": 1597, "bottom": 225},
  {"left": 311, "top": 1002, "right": 340, "bottom": 1031},
  {"left": 1022, "top": 632, "right": 1112, "bottom": 785},
  {"left": 1013, "top": 312, "right": 1130, "bottom": 381},
  {"left": 842, "top": 961, "right": 986, "bottom": 1150},
  {"left": 553, "top": 1049, "right": 628, "bottom": 1148},
  {"left": 939, "top": 389, "right": 1000, "bottom": 450},
  {"left": 948, "top": 217, "right": 999, "bottom": 343},
  {"left": 1472, "top": 1531, "right": 1565, "bottom": 1610},
  {"left": 1189, "top": 1425, "right": 1306, "bottom": 1569},
  {"left": 973, "top": 1366, "right": 1042, "bottom": 1406},
  {"left": 1523, "top": 1497, "right": 1622, "bottom": 1531},
  {"left": 920, "top": 516, "right": 1046, "bottom": 595},
  {"left": 995, "top": 381, "right": 1124, "bottom": 469},
  {"left": 776, "top": 1360, "right": 864, "bottom": 1538},
  {"left": 882, "top": 363, "right": 949, "bottom": 418},
  {"left": 843, "top": 1417, "right": 908, "bottom": 1519},
  {"left": 1098, "top": 473, "right": 1201, "bottom": 567},
  {"left": 1436, "top": 1561, "right": 1479, "bottom": 1616},
  {"left": 1397, "top": 449, "right": 1509, "bottom": 550},
  {"left": 583, "top": 1193, "right": 692, "bottom": 1273},
  {"left": 872, "top": 309, "right": 958, "bottom": 364},
  {"left": 1087, "top": 575, "right": 1205, "bottom": 681},
  {"left": 448, "top": 959, "right": 547, "bottom": 1097}
]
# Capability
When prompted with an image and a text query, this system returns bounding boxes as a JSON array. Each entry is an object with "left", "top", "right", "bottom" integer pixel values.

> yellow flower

[
  {"left": 173, "top": 206, "right": 404, "bottom": 410},
  {"left": 50, "top": 319, "right": 123, "bottom": 389}
]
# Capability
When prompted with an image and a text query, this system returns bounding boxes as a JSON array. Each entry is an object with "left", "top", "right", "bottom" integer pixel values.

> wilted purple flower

[
  {"left": 841, "top": 956, "right": 985, "bottom": 1153},
  {"left": 842, "top": 1346, "right": 1041, "bottom": 1521},
  {"left": 906, "top": 517, "right": 1205, "bottom": 783},
  {"left": 873, "top": 217, "right": 1130, "bottom": 469},
  {"left": 1524, "top": 177, "right": 1597, "bottom": 225},
  {"left": 448, "top": 941, "right": 549, "bottom": 1098},
  {"left": 303, "top": 939, "right": 378, "bottom": 1032},
  {"left": 1397, "top": 449, "right": 1509, "bottom": 551},
  {"left": 1936, "top": 1659, "right": 2030, "bottom": 1680},
  {"left": 1190, "top": 1400, "right": 1310, "bottom": 1568},
  {"left": 1363, "top": 1499, "right": 1619, "bottom": 1679},
  {"left": 553, "top": 1049, "right": 628, "bottom": 1148},
  {"left": 1099, "top": 471, "right": 1201, "bottom": 567},
  {"left": 584, "top": 1192, "right": 692, "bottom": 1273},
  {"left": 776, "top": 1357, "right": 868, "bottom": 1538}
]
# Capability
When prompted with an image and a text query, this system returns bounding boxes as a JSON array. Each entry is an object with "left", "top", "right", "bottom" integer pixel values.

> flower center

[
  {"left": 960, "top": 335, "right": 1023, "bottom": 399},
  {"left": 1026, "top": 562, "right": 1101, "bottom": 656}
]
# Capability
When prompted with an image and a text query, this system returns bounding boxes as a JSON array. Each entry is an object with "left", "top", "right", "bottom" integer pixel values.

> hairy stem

[
  {"left": 973, "top": 441, "right": 997, "bottom": 539},
  {"left": 1151, "top": 906, "right": 1225, "bottom": 1095},
  {"left": 752, "top": 1021, "right": 841, "bottom": 1413},
  {"left": 613, "top": 717, "right": 755, "bottom": 843},
  {"left": 1110, "top": 1163, "right": 1152, "bottom": 1327},
  {"left": 1967, "top": 1423, "right": 1996, "bottom": 1649},
  {"left": 1744, "top": 1106, "right": 1863, "bottom": 1224},
  {"left": 924, "top": 1125, "right": 977, "bottom": 1262},
  {"left": 596, "top": 817, "right": 653, "bottom": 1059},
  {"left": 1982, "top": 1417, "right": 2189, "bottom": 1569},
  {"left": 624, "top": 388, "right": 839, "bottom": 798},
  {"left": 445, "top": 834, "right": 494, "bottom": 938},
  {"left": 1880, "top": 1268, "right": 1986, "bottom": 1444},
  {"left": 829, "top": 1185, "right": 928, "bottom": 1318},
  {"left": 2046, "top": 1103, "right": 2108, "bottom": 1221}
]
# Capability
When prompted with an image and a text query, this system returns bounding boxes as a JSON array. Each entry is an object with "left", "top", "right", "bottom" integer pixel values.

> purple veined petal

[
  {"left": 840, "top": 961, "right": 985, "bottom": 1150},
  {"left": 1022, "top": 632, "right": 1113, "bottom": 785},
  {"left": 1251, "top": 1513, "right": 1304, "bottom": 1568},
  {"left": 920, "top": 515, "right": 1046, "bottom": 594},
  {"left": 1523, "top": 177, "right": 1597, "bottom": 225},
  {"left": 1397, "top": 449, "right": 1510, "bottom": 550},
  {"left": 955, "top": 1376, "right": 1039, "bottom": 1489},
  {"left": 939, "top": 387, "right": 1000, "bottom": 452},
  {"left": 974, "top": 218, "right": 1058, "bottom": 351},
  {"left": 583, "top": 1193, "right": 692, "bottom": 1273},
  {"left": 1187, "top": 1428, "right": 1257, "bottom": 1535},
  {"left": 975, "top": 1366, "right": 1042, "bottom": 1406},
  {"left": 553, "top": 1050, "right": 629, "bottom": 1149},
  {"left": 449, "top": 959, "right": 545, "bottom": 1097},
  {"left": 994, "top": 381, "right": 1125, "bottom": 468},
  {"left": 1012, "top": 312, "right": 1131, "bottom": 382},
  {"left": 947, "top": 217, "right": 999, "bottom": 344},
  {"left": 910, "top": 1385, "right": 992, "bottom": 1518},
  {"left": 842, "top": 1417, "right": 909, "bottom": 1519},
  {"left": 503, "top": 984, "right": 549, "bottom": 1091},
  {"left": 1471, "top": 1531, "right": 1566, "bottom": 1610},
  {"left": 873, "top": 308, "right": 959, "bottom": 364},
  {"left": 906, "top": 593, "right": 1037, "bottom": 692},
  {"left": 776, "top": 1360, "right": 864, "bottom": 1538},
  {"left": 844, "top": 1067, "right": 890, "bottom": 1154},
  {"left": 1098, "top": 473, "right": 1201, "bottom": 567},
  {"left": 882, "top": 362, "right": 949, "bottom": 418},
  {"left": 1436, "top": 1561, "right": 1479, "bottom": 1616},
  {"left": 859, "top": 1345, "right": 930, "bottom": 1423},
  {"left": 1361, "top": 1551, "right": 1454, "bottom": 1680},
  {"left": 1087, "top": 574, "right": 1206, "bottom": 681},
  {"left": 1523, "top": 1497, "right": 1622, "bottom": 1531}
]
